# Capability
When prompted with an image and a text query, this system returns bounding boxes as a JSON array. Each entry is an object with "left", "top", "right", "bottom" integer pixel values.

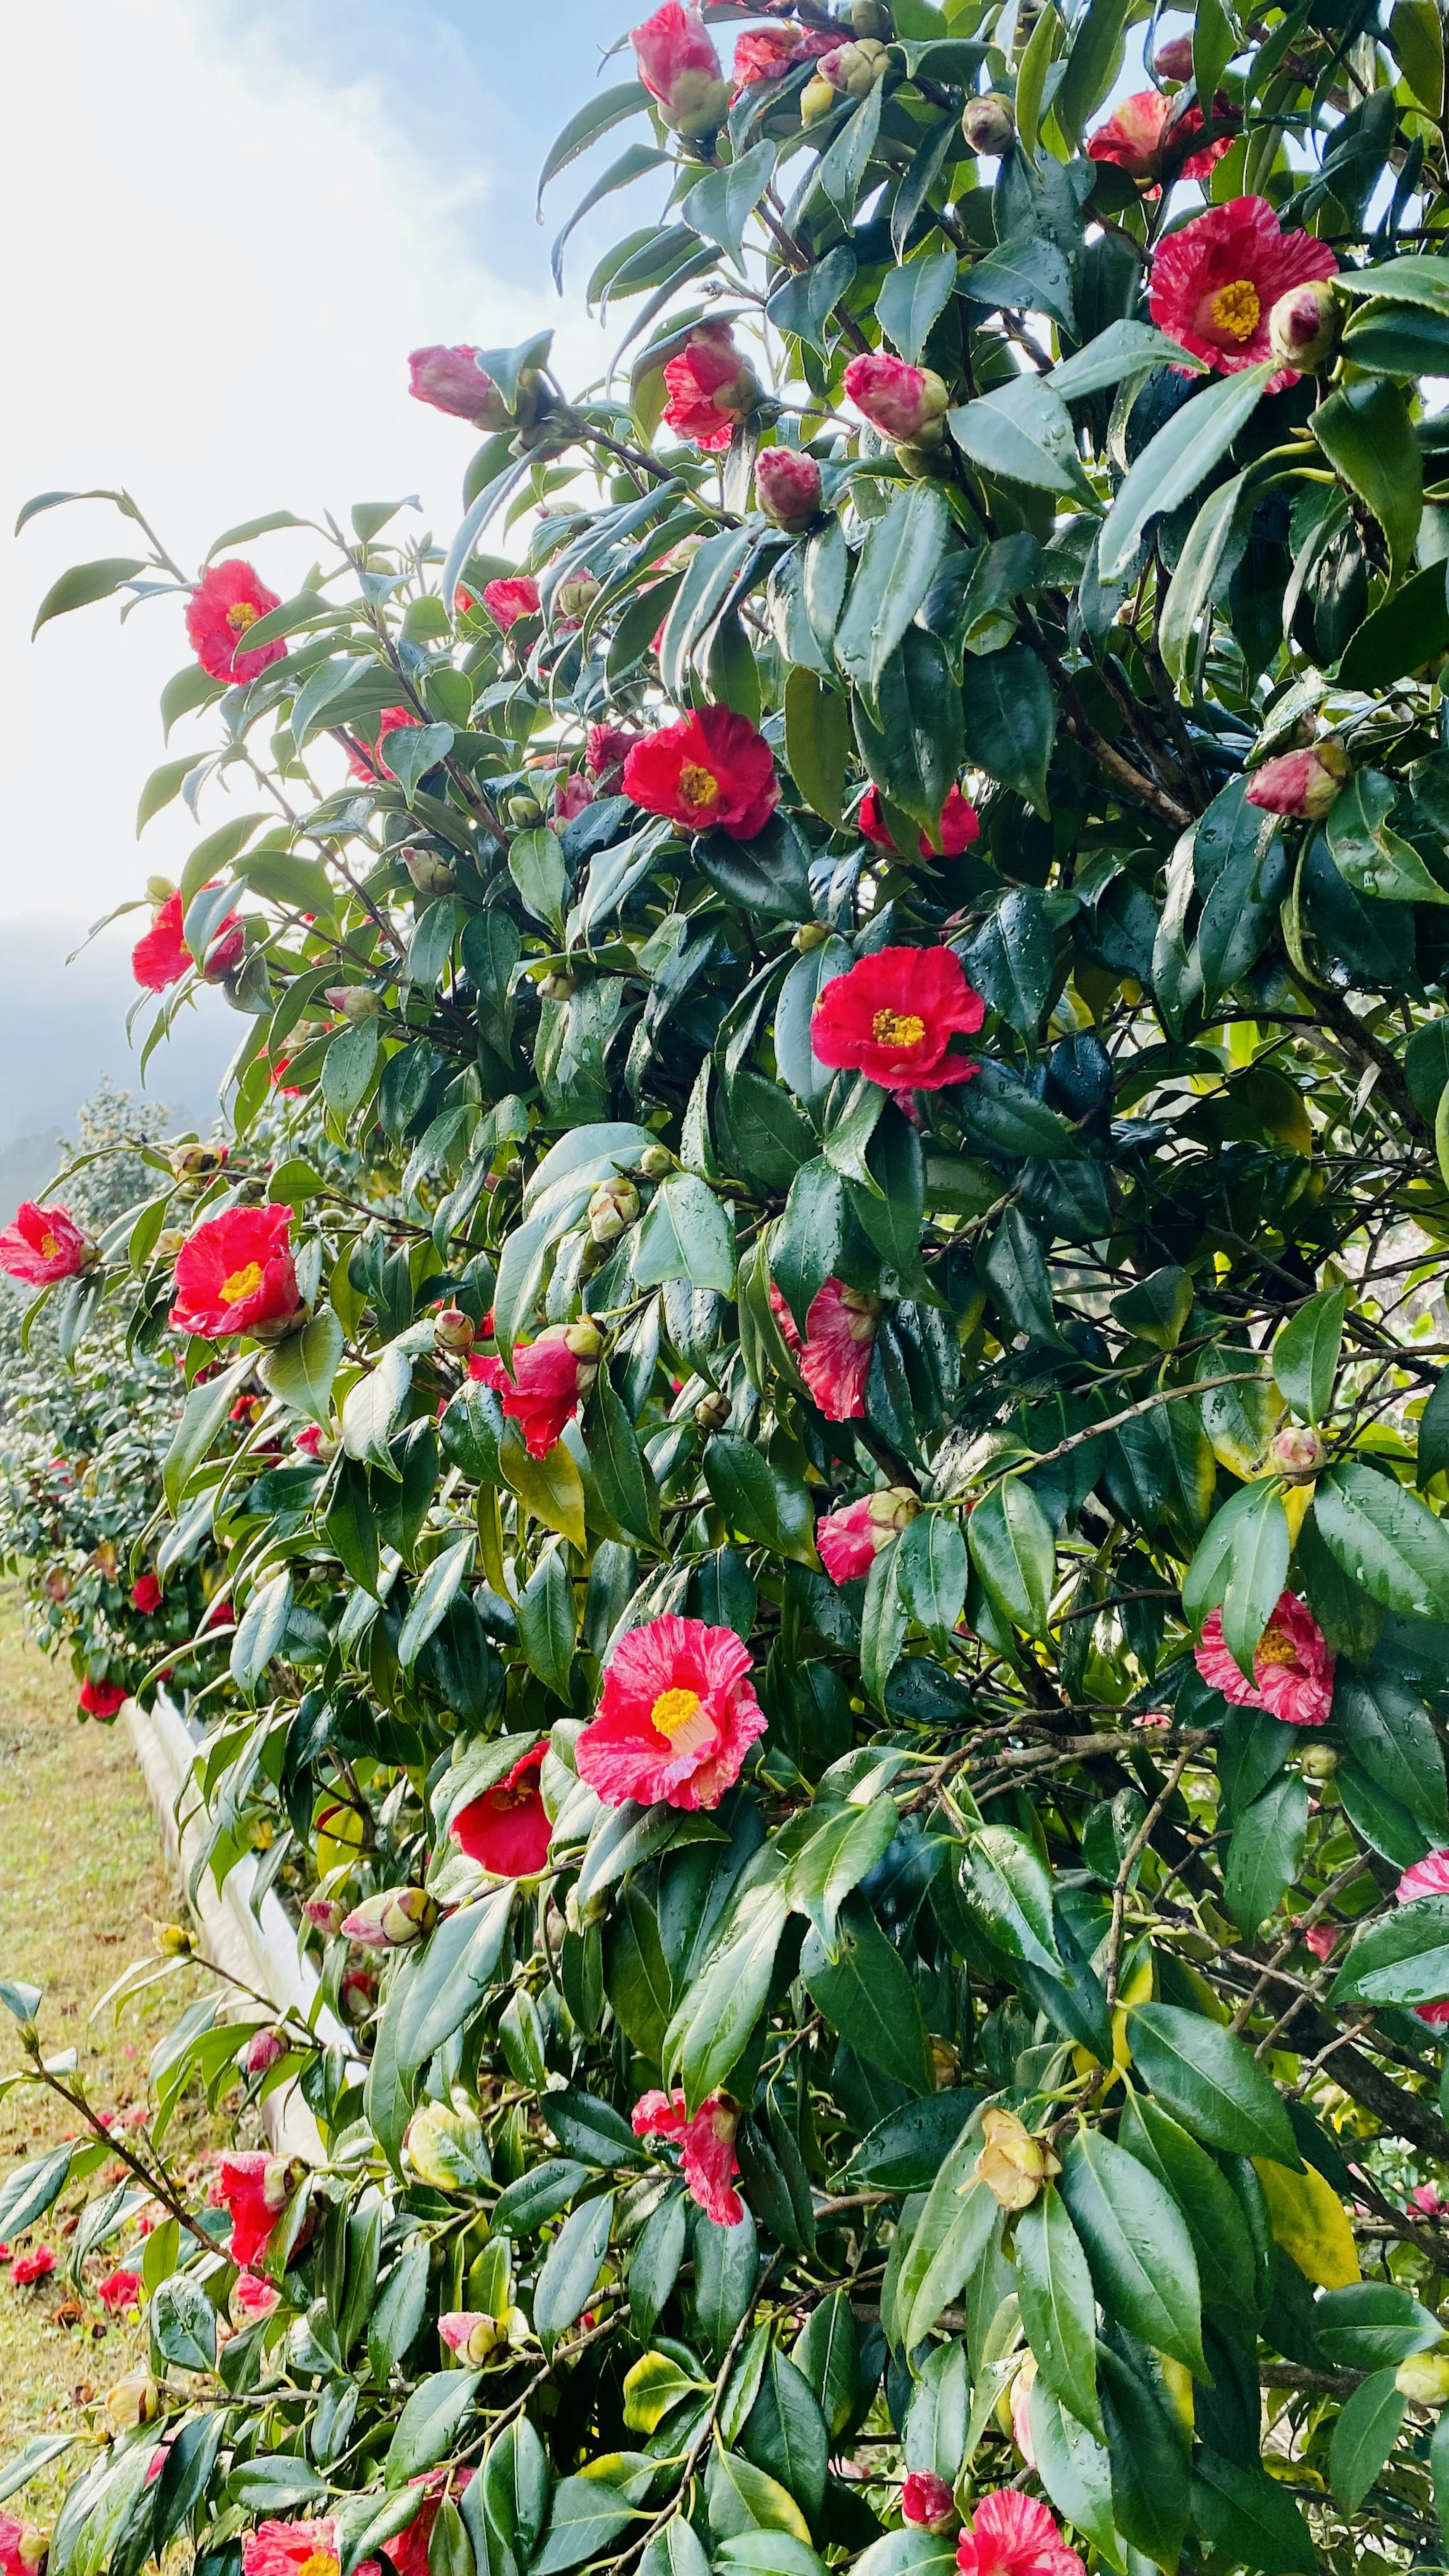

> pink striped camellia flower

[
  {"left": 1149, "top": 195, "right": 1337, "bottom": 392},
  {"left": 1088, "top": 86, "right": 1234, "bottom": 183},
  {"left": 233, "top": 2270, "right": 280, "bottom": 2317},
  {"left": 1395, "top": 1849, "right": 1449, "bottom": 2025},
  {"left": 902, "top": 2473, "right": 957, "bottom": 2533},
  {"left": 630, "top": 2, "right": 729, "bottom": 135},
  {"left": 1194, "top": 1589, "right": 1334, "bottom": 1726},
  {"left": 755, "top": 447, "right": 823, "bottom": 531},
  {"left": 408, "top": 345, "right": 513, "bottom": 429},
  {"left": 817, "top": 1487, "right": 921, "bottom": 1585},
  {"left": 241, "top": 2521, "right": 377, "bottom": 2576},
  {"left": 955, "top": 2493, "right": 1084, "bottom": 2576},
  {"left": 663, "top": 324, "right": 758, "bottom": 451},
  {"left": 732, "top": 24, "right": 834, "bottom": 91},
  {"left": 769, "top": 1276, "right": 882, "bottom": 1423},
  {"left": 577, "top": 1613, "right": 767, "bottom": 1810},
  {"left": 483, "top": 577, "right": 541, "bottom": 632},
  {"left": 632, "top": 2086, "right": 743, "bottom": 2225},
  {"left": 0, "top": 1203, "right": 97, "bottom": 1287}
]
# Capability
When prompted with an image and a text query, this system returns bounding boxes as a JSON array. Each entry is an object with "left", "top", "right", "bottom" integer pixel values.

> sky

[{"left": 0, "top": 0, "right": 664, "bottom": 1146}]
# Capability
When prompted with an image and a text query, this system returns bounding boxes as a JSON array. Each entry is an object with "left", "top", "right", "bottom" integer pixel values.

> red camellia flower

[
  {"left": 586, "top": 723, "right": 637, "bottom": 784},
  {"left": 1194, "top": 1589, "right": 1334, "bottom": 1726},
  {"left": 811, "top": 946, "right": 986, "bottom": 1090},
  {"left": 633, "top": 2088, "right": 743, "bottom": 2225},
  {"left": 11, "top": 2247, "right": 56, "bottom": 2286},
  {"left": 483, "top": 576, "right": 541, "bottom": 632},
  {"left": 755, "top": 447, "right": 823, "bottom": 531},
  {"left": 185, "top": 561, "right": 286, "bottom": 687},
  {"left": 662, "top": 323, "right": 758, "bottom": 452},
  {"left": 843, "top": 351, "right": 949, "bottom": 444},
  {"left": 97, "top": 2269, "right": 142, "bottom": 2312},
  {"left": 386, "top": 2474, "right": 475, "bottom": 2576},
  {"left": 133, "top": 887, "right": 245, "bottom": 992},
  {"left": 1246, "top": 741, "right": 1349, "bottom": 819},
  {"left": 130, "top": 1575, "right": 163, "bottom": 1614},
  {"left": 78, "top": 1679, "right": 127, "bottom": 1721},
  {"left": 860, "top": 783, "right": 980, "bottom": 860},
  {"left": 623, "top": 706, "right": 778, "bottom": 842},
  {"left": 955, "top": 2493, "right": 1084, "bottom": 2576},
  {"left": 214, "top": 2151, "right": 297, "bottom": 2268},
  {"left": 631, "top": 2, "right": 729, "bottom": 134},
  {"left": 902, "top": 2473, "right": 958, "bottom": 2533},
  {"left": 817, "top": 1488, "right": 920, "bottom": 1584},
  {"left": 171, "top": 1206, "right": 300, "bottom": 1341},
  {"left": 1394, "top": 1852, "right": 1449, "bottom": 2022},
  {"left": 0, "top": 2517, "right": 49, "bottom": 2576},
  {"left": 469, "top": 1320, "right": 599, "bottom": 1458},
  {"left": 1088, "top": 88, "right": 1234, "bottom": 184},
  {"left": 577, "top": 1613, "right": 767, "bottom": 1810},
  {"left": 234, "top": 2270, "right": 280, "bottom": 2316},
  {"left": 345, "top": 707, "right": 420, "bottom": 783},
  {"left": 0, "top": 1203, "right": 97, "bottom": 1287},
  {"left": 451, "top": 1742, "right": 551, "bottom": 1877},
  {"left": 732, "top": 25, "right": 835, "bottom": 91},
  {"left": 768, "top": 1276, "right": 881, "bottom": 1421},
  {"left": 241, "top": 2521, "right": 377, "bottom": 2576},
  {"left": 1149, "top": 196, "right": 1338, "bottom": 391}
]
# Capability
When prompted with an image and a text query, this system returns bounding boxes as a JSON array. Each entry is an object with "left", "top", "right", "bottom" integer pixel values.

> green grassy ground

[{"left": 0, "top": 1592, "right": 213, "bottom": 2510}]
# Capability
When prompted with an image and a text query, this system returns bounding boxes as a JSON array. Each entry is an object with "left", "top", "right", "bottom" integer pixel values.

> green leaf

[
  {"left": 665, "top": 1880, "right": 789, "bottom": 2112},
  {"left": 1330, "top": 2368, "right": 1407, "bottom": 2512},
  {"left": 162, "top": 1352, "right": 252, "bottom": 1514},
  {"left": 258, "top": 1310, "right": 344, "bottom": 1426},
  {"left": 783, "top": 671, "right": 850, "bottom": 831},
  {"left": 1338, "top": 560, "right": 1449, "bottom": 690},
  {"left": 1098, "top": 367, "right": 1274, "bottom": 585},
  {"left": 1273, "top": 1286, "right": 1349, "bottom": 1423},
  {"left": 509, "top": 828, "right": 568, "bottom": 932},
  {"left": 342, "top": 1344, "right": 414, "bottom": 1472},
  {"left": 877, "top": 249, "right": 959, "bottom": 368},
  {"left": 681, "top": 140, "right": 777, "bottom": 264},
  {"left": 896, "top": 1510, "right": 967, "bottom": 1653},
  {"left": 835, "top": 485, "right": 953, "bottom": 700},
  {"left": 966, "top": 1476, "right": 1055, "bottom": 1635},
  {"left": 783, "top": 1795, "right": 899, "bottom": 1955},
  {"left": 150, "top": 2272, "right": 218, "bottom": 2371},
  {"left": 385, "top": 2372, "right": 482, "bottom": 2487},
  {"left": 948, "top": 376, "right": 1094, "bottom": 500},
  {"left": 398, "top": 1534, "right": 475, "bottom": 1671},
  {"left": 0, "top": 2437, "right": 78, "bottom": 2508},
  {"left": 0, "top": 2145, "right": 73, "bottom": 2241},
  {"left": 853, "top": 627, "right": 963, "bottom": 831},
  {"left": 1224, "top": 1773, "right": 1309, "bottom": 1932},
  {"left": 1221, "top": 1484, "right": 1292, "bottom": 1681},
  {"left": 1125, "top": 2003, "right": 1300, "bottom": 2164},
  {"left": 516, "top": 1547, "right": 577, "bottom": 1701},
  {"left": 963, "top": 1823, "right": 1061, "bottom": 1969},
  {"left": 1314, "top": 1460, "right": 1449, "bottom": 1618},
  {"left": 801, "top": 1895, "right": 934, "bottom": 2095},
  {"left": 1330, "top": 1889, "right": 1449, "bottom": 2007},
  {"left": 1335, "top": 1666, "right": 1449, "bottom": 1837},
  {"left": 1058, "top": 2127, "right": 1206, "bottom": 2376},
  {"left": 958, "top": 642, "right": 1056, "bottom": 812},
  {"left": 1313, "top": 378, "right": 1423, "bottom": 588},
  {"left": 393, "top": 1883, "right": 517, "bottom": 2073},
  {"left": 703, "top": 1435, "right": 816, "bottom": 1566},
  {"left": 1015, "top": 2185, "right": 1103, "bottom": 2437},
  {"left": 1054, "top": 0, "right": 1133, "bottom": 141},
  {"left": 634, "top": 1174, "right": 735, "bottom": 1294},
  {"left": 534, "top": 2194, "right": 616, "bottom": 2348},
  {"left": 32, "top": 556, "right": 146, "bottom": 637}
]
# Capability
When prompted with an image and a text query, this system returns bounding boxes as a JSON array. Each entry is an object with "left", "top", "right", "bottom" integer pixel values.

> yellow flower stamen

[
  {"left": 676, "top": 761, "right": 720, "bottom": 812},
  {"left": 39, "top": 1234, "right": 59, "bottom": 1260},
  {"left": 220, "top": 1261, "right": 264, "bottom": 1305},
  {"left": 226, "top": 600, "right": 261, "bottom": 634},
  {"left": 871, "top": 1008, "right": 926, "bottom": 1047},
  {"left": 1255, "top": 1624, "right": 1297, "bottom": 1668},
  {"left": 1210, "top": 279, "right": 1260, "bottom": 340},
  {"left": 297, "top": 2555, "right": 340, "bottom": 2576}
]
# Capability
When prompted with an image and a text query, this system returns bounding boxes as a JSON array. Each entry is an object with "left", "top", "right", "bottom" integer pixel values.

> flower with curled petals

[
  {"left": 631, "top": 2, "right": 729, "bottom": 134},
  {"left": 234, "top": 2270, "right": 280, "bottom": 2317},
  {"left": 97, "top": 2269, "right": 142, "bottom": 2313},
  {"left": 817, "top": 1488, "right": 920, "bottom": 1584},
  {"left": 451, "top": 1743, "right": 551, "bottom": 1878},
  {"left": 1088, "top": 87, "right": 1234, "bottom": 184},
  {"left": 78, "top": 1681, "right": 126, "bottom": 1721},
  {"left": 955, "top": 2492, "right": 1084, "bottom": 2576},
  {"left": 1149, "top": 196, "right": 1337, "bottom": 392},
  {"left": 241, "top": 2520, "right": 377, "bottom": 2576},
  {"left": 1194, "top": 1589, "right": 1334, "bottom": 1726},
  {"left": 768, "top": 1275, "right": 881, "bottom": 1421},
  {"left": 469, "top": 1320, "right": 599, "bottom": 1458},
  {"left": 483, "top": 577, "right": 541, "bottom": 633},
  {"left": 624, "top": 706, "right": 778, "bottom": 842},
  {"left": 902, "top": 2474, "right": 957, "bottom": 2534},
  {"left": 0, "top": 2519, "right": 48, "bottom": 2576},
  {"left": 133, "top": 887, "right": 245, "bottom": 992},
  {"left": 633, "top": 2087, "right": 743, "bottom": 2225},
  {"left": 577, "top": 1613, "right": 766, "bottom": 1810},
  {"left": 662, "top": 323, "right": 758, "bottom": 452},
  {"left": 811, "top": 947, "right": 985, "bottom": 1091},
  {"left": 0, "top": 1203, "right": 97, "bottom": 1287},
  {"left": 732, "top": 25, "right": 834, "bottom": 92}
]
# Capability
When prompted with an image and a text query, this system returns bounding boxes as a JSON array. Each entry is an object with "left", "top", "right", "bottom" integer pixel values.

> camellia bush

[{"left": 20, "top": 6, "right": 1449, "bottom": 2576}]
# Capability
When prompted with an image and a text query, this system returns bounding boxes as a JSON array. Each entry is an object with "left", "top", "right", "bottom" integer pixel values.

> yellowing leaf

[
  {"left": 621, "top": 2350, "right": 705, "bottom": 2434},
  {"left": 500, "top": 1423, "right": 587, "bottom": 1551},
  {"left": 1254, "top": 2155, "right": 1361, "bottom": 2288}
]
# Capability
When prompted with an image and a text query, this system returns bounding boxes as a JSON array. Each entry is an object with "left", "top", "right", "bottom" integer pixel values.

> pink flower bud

[
  {"left": 105, "top": 2376, "right": 160, "bottom": 2432},
  {"left": 631, "top": 2, "right": 730, "bottom": 135},
  {"left": 587, "top": 1178, "right": 640, "bottom": 1245},
  {"left": 1270, "top": 1424, "right": 1326, "bottom": 1477},
  {"left": 341, "top": 1887, "right": 438, "bottom": 1949},
  {"left": 1153, "top": 33, "right": 1196, "bottom": 77},
  {"left": 962, "top": 92, "right": 1016, "bottom": 152},
  {"left": 901, "top": 2473, "right": 957, "bottom": 2533},
  {"left": 325, "top": 986, "right": 385, "bottom": 1022},
  {"left": 302, "top": 1895, "right": 345, "bottom": 1934},
  {"left": 242, "top": 2029, "right": 285, "bottom": 2076},
  {"left": 439, "top": 2310, "right": 503, "bottom": 2362},
  {"left": 843, "top": 352, "right": 950, "bottom": 446},
  {"left": 434, "top": 1305, "right": 476, "bottom": 1355},
  {"left": 755, "top": 448, "right": 823, "bottom": 530},
  {"left": 1245, "top": 740, "right": 1348, "bottom": 820},
  {"left": 553, "top": 774, "right": 594, "bottom": 824},
  {"left": 818, "top": 37, "right": 891, "bottom": 95},
  {"left": 404, "top": 848, "right": 456, "bottom": 897},
  {"left": 1267, "top": 277, "right": 1340, "bottom": 373},
  {"left": 408, "top": 346, "right": 528, "bottom": 432}
]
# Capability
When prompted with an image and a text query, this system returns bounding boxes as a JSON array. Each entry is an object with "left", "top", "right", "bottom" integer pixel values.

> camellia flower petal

[
  {"left": 623, "top": 706, "right": 779, "bottom": 842},
  {"left": 843, "top": 351, "right": 949, "bottom": 444},
  {"left": 234, "top": 2270, "right": 280, "bottom": 2316},
  {"left": 732, "top": 25, "right": 835, "bottom": 91},
  {"left": 214, "top": 2150, "right": 298, "bottom": 2268},
  {"left": 0, "top": 1203, "right": 97, "bottom": 1287},
  {"left": 1149, "top": 195, "right": 1338, "bottom": 392},
  {"left": 409, "top": 345, "right": 506, "bottom": 428},
  {"left": 662, "top": 324, "right": 757, "bottom": 452},
  {"left": 633, "top": 2087, "right": 743, "bottom": 2225},
  {"left": 483, "top": 577, "right": 542, "bottom": 632},
  {"left": 10, "top": 2247, "right": 56, "bottom": 2286},
  {"left": 811, "top": 946, "right": 986, "bottom": 1090},
  {"left": 1396, "top": 1850, "right": 1449, "bottom": 2024},
  {"left": 170, "top": 1206, "right": 300, "bottom": 1341},
  {"left": 1194, "top": 1590, "right": 1334, "bottom": 1726},
  {"left": 631, "top": 2, "right": 729, "bottom": 134},
  {"left": 451, "top": 1743, "right": 551, "bottom": 1877},
  {"left": 860, "top": 784, "right": 980, "bottom": 860},
  {"left": 186, "top": 561, "right": 286, "bottom": 687},
  {"left": 345, "top": 706, "right": 420, "bottom": 784},
  {"left": 955, "top": 2491, "right": 1085, "bottom": 2576},
  {"left": 130, "top": 1574, "right": 163, "bottom": 1614},
  {"left": 586, "top": 723, "right": 637, "bottom": 784},
  {"left": 241, "top": 2521, "right": 378, "bottom": 2576},
  {"left": 97, "top": 2269, "right": 142, "bottom": 2313},
  {"left": 1245, "top": 742, "right": 1348, "bottom": 819},
  {"left": 133, "top": 887, "right": 244, "bottom": 992},
  {"left": 1088, "top": 86, "right": 1233, "bottom": 183},
  {"left": 755, "top": 446, "right": 823, "bottom": 530},
  {"left": 0, "top": 2518, "right": 49, "bottom": 2576},
  {"left": 577, "top": 1613, "right": 767, "bottom": 1810},
  {"left": 768, "top": 1275, "right": 881, "bottom": 1421},
  {"left": 78, "top": 1680, "right": 127, "bottom": 1721},
  {"left": 902, "top": 2473, "right": 957, "bottom": 2533},
  {"left": 385, "top": 2472, "right": 475, "bottom": 2576},
  {"left": 469, "top": 1321, "right": 599, "bottom": 1458},
  {"left": 817, "top": 1488, "right": 920, "bottom": 1584}
]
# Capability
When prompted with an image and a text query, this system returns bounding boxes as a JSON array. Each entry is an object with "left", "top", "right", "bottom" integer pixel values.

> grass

[{"left": 0, "top": 1589, "right": 217, "bottom": 2514}]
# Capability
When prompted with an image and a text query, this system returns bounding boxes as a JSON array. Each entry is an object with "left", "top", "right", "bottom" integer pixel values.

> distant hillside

[{"left": 0, "top": 921, "right": 235, "bottom": 1154}]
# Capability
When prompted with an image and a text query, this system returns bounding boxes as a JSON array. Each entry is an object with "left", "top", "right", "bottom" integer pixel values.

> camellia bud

[
  {"left": 434, "top": 1304, "right": 476, "bottom": 1355},
  {"left": 340, "top": 1886, "right": 438, "bottom": 1949},
  {"left": 105, "top": 2376, "right": 160, "bottom": 2432},
  {"left": 755, "top": 448, "right": 823, "bottom": 532},
  {"left": 562, "top": 1317, "right": 603, "bottom": 1398},
  {"left": 155, "top": 1923, "right": 192, "bottom": 1958},
  {"left": 901, "top": 2473, "right": 957, "bottom": 2534},
  {"left": 819, "top": 36, "right": 891, "bottom": 95},
  {"left": 1397, "top": 2352, "right": 1449, "bottom": 2405},
  {"left": 588, "top": 1177, "right": 641, "bottom": 1245},
  {"left": 793, "top": 921, "right": 830, "bottom": 951},
  {"left": 842, "top": 352, "right": 950, "bottom": 449},
  {"left": 1298, "top": 1743, "right": 1339, "bottom": 1782},
  {"left": 325, "top": 985, "right": 386, "bottom": 1022},
  {"left": 538, "top": 970, "right": 576, "bottom": 1003},
  {"left": 339, "top": 1967, "right": 377, "bottom": 2022},
  {"left": 1154, "top": 32, "right": 1196, "bottom": 78},
  {"left": 154, "top": 1229, "right": 185, "bottom": 1261},
  {"left": 1270, "top": 1424, "right": 1326, "bottom": 1477},
  {"left": 975, "top": 2105, "right": 1061, "bottom": 2210},
  {"left": 695, "top": 1389, "right": 731, "bottom": 1432},
  {"left": 565, "top": 1881, "right": 610, "bottom": 1934},
  {"left": 631, "top": 0, "right": 730, "bottom": 139},
  {"left": 301, "top": 1896, "right": 345, "bottom": 1936},
  {"left": 962, "top": 91, "right": 1016, "bottom": 153},
  {"left": 439, "top": 2310, "right": 505, "bottom": 2364},
  {"left": 507, "top": 794, "right": 543, "bottom": 826},
  {"left": 800, "top": 70, "right": 838, "bottom": 121},
  {"left": 403, "top": 847, "right": 456, "bottom": 897},
  {"left": 637, "top": 1143, "right": 675, "bottom": 1178},
  {"left": 555, "top": 573, "right": 600, "bottom": 624},
  {"left": 145, "top": 875, "right": 177, "bottom": 907},
  {"left": 169, "top": 1142, "right": 228, "bottom": 1184},
  {"left": 1268, "top": 277, "right": 1340, "bottom": 374},
  {"left": 930, "top": 2037, "right": 962, "bottom": 2089},
  {"left": 1246, "top": 739, "right": 1349, "bottom": 821},
  {"left": 242, "top": 2029, "right": 285, "bottom": 2076}
]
